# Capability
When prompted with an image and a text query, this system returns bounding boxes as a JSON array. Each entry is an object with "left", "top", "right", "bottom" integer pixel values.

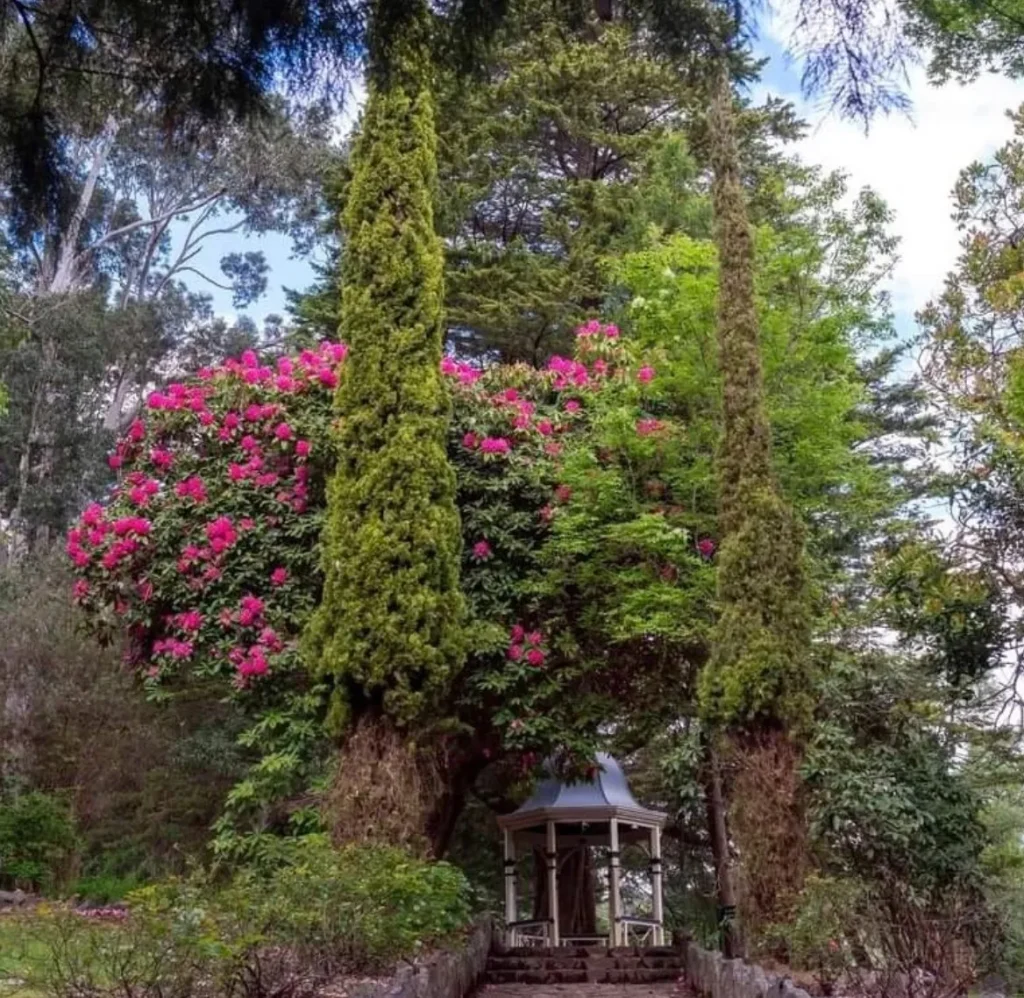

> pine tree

[
  {"left": 698, "top": 60, "right": 814, "bottom": 941},
  {"left": 304, "top": 0, "right": 465, "bottom": 736}
]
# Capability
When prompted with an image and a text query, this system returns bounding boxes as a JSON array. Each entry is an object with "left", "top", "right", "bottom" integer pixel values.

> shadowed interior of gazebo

[{"left": 497, "top": 754, "right": 667, "bottom": 948}]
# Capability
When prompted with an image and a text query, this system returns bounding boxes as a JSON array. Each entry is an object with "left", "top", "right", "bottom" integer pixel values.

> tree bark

[{"left": 703, "top": 736, "right": 739, "bottom": 957}]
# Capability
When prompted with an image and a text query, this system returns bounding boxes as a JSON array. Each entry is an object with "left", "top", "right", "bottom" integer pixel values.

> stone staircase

[{"left": 485, "top": 945, "right": 685, "bottom": 986}]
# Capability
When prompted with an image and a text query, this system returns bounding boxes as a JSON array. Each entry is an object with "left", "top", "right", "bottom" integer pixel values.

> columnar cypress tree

[
  {"left": 698, "top": 61, "right": 814, "bottom": 940},
  {"left": 305, "top": 0, "right": 465, "bottom": 734}
]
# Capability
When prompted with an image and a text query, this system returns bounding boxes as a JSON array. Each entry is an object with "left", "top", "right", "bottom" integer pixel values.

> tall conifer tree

[
  {"left": 699, "top": 59, "right": 814, "bottom": 940},
  {"left": 305, "top": 0, "right": 465, "bottom": 739}
]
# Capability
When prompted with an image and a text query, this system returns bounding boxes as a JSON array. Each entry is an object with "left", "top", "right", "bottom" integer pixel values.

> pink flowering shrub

[
  {"left": 69, "top": 322, "right": 713, "bottom": 790},
  {"left": 68, "top": 342, "right": 343, "bottom": 694}
]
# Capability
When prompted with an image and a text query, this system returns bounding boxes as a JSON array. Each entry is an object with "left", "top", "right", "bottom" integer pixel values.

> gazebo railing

[
  {"left": 619, "top": 916, "right": 664, "bottom": 947},
  {"left": 507, "top": 919, "right": 552, "bottom": 947}
]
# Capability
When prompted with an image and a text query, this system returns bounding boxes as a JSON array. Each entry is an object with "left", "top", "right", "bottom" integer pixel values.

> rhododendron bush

[
  {"left": 68, "top": 322, "right": 716, "bottom": 837},
  {"left": 69, "top": 342, "right": 344, "bottom": 694}
]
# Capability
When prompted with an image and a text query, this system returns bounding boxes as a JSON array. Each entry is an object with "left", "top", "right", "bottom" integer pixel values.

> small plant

[
  {"left": 769, "top": 875, "right": 867, "bottom": 994},
  {"left": 0, "top": 792, "right": 78, "bottom": 892}
]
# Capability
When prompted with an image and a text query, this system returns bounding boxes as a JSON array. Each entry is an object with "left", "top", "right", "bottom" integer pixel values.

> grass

[{"left": 0, "top": 914, "right": 48, "bottom": 998}]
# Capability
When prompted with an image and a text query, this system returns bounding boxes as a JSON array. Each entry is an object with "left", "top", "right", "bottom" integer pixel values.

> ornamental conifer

[
  {"left": 698, "top": 60, "right": 815, "bottom": 939},
  {"left": 304, "top": 0, "right": 465, "bottom": 729},
  {"left": 699, "top": 61, "right": 812, "bottom": 736}
]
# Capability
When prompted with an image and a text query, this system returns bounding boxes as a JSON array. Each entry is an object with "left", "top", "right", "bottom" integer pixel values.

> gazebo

[{"left": 497, "top": 754, "right": 667, "bottom": 949}]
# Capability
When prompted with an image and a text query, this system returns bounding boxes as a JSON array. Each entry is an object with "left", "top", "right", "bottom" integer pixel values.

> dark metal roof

[{"left": 497, "top": 753, "right": 666, "bottom": 830}]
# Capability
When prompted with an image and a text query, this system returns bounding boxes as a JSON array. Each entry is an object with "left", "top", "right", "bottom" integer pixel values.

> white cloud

[{"left": 757, "top": 13, "right": 1024, "bottom": 323}]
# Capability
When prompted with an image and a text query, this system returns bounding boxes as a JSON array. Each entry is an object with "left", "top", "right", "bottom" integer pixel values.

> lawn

[{"left": 0, "top": 914, "right": 48, "bottom": 998}]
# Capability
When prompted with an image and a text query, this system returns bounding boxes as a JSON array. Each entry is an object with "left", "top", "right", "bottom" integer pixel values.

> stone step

[
  {"left": 484, "top": 970, "right": 590, "bottom": 985},
  {"left": 589, "top": 969, "right": 684, "bottom": 985},
  {"left": 486, "top": 956, "right": 683, "bottom": 972}
]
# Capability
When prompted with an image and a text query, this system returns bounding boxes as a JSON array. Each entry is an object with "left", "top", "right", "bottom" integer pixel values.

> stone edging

[
  {"left": 377, "top": 917, "right": 493, "bottom": 998},
  {"left": 685, "top": 942, "right": 813, "bottom": 998}
]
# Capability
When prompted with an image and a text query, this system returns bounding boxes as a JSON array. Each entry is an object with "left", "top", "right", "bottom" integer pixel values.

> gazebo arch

[{"left": 497, "top": 754, "right": 667, "bottom": 949}]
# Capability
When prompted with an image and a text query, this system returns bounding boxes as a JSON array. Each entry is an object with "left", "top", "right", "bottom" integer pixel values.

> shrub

[
  {"left": 0, "top": 791, "right": 78, "bottom": 892},
  {"left": 26, "top": 838, "right": 473, "bottom": 998}
]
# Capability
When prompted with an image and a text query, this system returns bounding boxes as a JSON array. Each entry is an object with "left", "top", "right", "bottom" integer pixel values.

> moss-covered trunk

[
  {"left": 305, "top": 0, "right": 466, "bottom": 847},
  {"left": 699, "top": 61, "right": 813, "bottom": 945}
]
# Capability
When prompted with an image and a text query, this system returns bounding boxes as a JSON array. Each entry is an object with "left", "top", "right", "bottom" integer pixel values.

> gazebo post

[
  {"left": 609, "top": 817, "right": 621, "bottom": 947},
  {"left": 546, "top": 820, "right": 560, "bottom": 946},
  {"left": 651, "top": 824, "right": 664, "bottom": 945},
  {"left": 503, "top": 828, "right": 517, "bottom": 945}
]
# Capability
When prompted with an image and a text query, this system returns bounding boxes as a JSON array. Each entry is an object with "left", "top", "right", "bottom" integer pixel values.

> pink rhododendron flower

[
  {"left": 150, "top": 448, "right": 173, "bottom": 469},
  {"left": 229, "top": 463, "right": 247, "bottom": 481},
  {"left": 526, "top": 631, "right": 543, "bottom": 646},
  {"left": 510, "top": 624, "right": 525, "bottom": 644},
  {"left": 274, "top": 422, "right": 293, "bottom": 440},
  {"left": 271, "top": 567, "right": 289, "bottom": 586},
  {"left": 277, "top": 357, "right": 294, "bottom": 375},
  {"left": 72, "top": 579, "right": 89, "bottom": 601},
  {"left": 177, "top": 610, "right": 203, "bottom": 632},
  {"left": 554, "top": 484, "right": 573, "bottom": 504},
  {"left": 480, "top": 437, "right": 510, "bottom": 454},
  {"left": 258, "top": 627, "right": 283, "bottom": 652},
  {"left": 593, "top": 359, "right": 608, "bottom": 376},
  {"left": 507, "top": 644, "right": 523, "bottom": 662},
  {"left": 472, "top": 539, "right": 492, "bottom": 560},
  {"left": 503, "top": 388, "right": 519, "bottom": 402},
  {"left": 113, "top": 516, "right": 151, "bottom": 537},
  {"left": 127, "top": 419, "right": 146, "bottom": 442},
  {"left": 564, "top": 399, "right": 581, "bottom": 413},
  {"left": 224, "top": 412, "right": 241, "bottom": 430},
  {"left": 637, "top": 365, "right": 655, "bottom": 384},
  {"left": 697, "top": 538, "right": 717, "bottom": 559},
  {"left": 536, "top": 420, "right": 553, "bottom": 436},
  {"left": 318, "top": 368, "right": 338, "bottom": 389},
  {"left": 526, "top": 648, "right": 546, "bottom": 666},
  {"left": 206, "top": 517, "right": 237, "bottom": 551},
  {"left": 108, "top": 454, "right": 123, "bottom": 469},
  {"left": 326, "top": 342, "right": 348, "bottom": 363},
  {"left": 82, "top": 503, "right": 104, "bottom": 527},
  {"left": 241, "top": 350, "right": 259, "bottom": 368},
  {"left": 240, "top": 435, "right": 258, "bottom": 452},
  {"left": 463, "top": 432, "right": 478, "bottom": 450},
  {"left": 604, "top": 324, "right": 620, "bottom": 339},
  {"left": 512, "top": 414, "right": 530, "bottom": 430},
  {"left": 175, "top": 476, "right": 207, "bottom": 502},
  {"left": 295, "top": 439, "right": 311, "bottom": 457},
  {"left": 544, "top": 442, "right": 562, "bottom": 457}
]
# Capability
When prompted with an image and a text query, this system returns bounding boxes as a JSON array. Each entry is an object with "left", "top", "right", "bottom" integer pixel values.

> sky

[{"left": 193, "top": 20, "right": 1024, "bottom": 342}]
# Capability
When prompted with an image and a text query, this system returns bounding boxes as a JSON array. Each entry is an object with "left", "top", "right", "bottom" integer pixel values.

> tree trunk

[
  {"left": 532, "top": 845, "right": 597, "bottom": 937},
  {"left": 49, "top": 116, "right": 119, "bottom": 295},
  {"left": 702, "top": 736, "right": 739, "bottom": 957}
]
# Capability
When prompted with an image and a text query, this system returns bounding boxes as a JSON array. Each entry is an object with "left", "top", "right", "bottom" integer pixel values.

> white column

[
  {"left": 609, "top": 818, "right": 622, "bottom": 948},
  {"left": 651, "top": 824, "right": 664, "bottom": 945},
  {"left": 503, "top": 828, "right": 517, "bottom": 944},
  {"left": 546, "top": 820, "right": 560, "bottom": 947}
]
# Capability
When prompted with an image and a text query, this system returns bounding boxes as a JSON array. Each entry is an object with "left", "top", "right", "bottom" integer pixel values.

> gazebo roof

[{"left": 497, "top": 753, "right": 667, "bottom": 831}]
